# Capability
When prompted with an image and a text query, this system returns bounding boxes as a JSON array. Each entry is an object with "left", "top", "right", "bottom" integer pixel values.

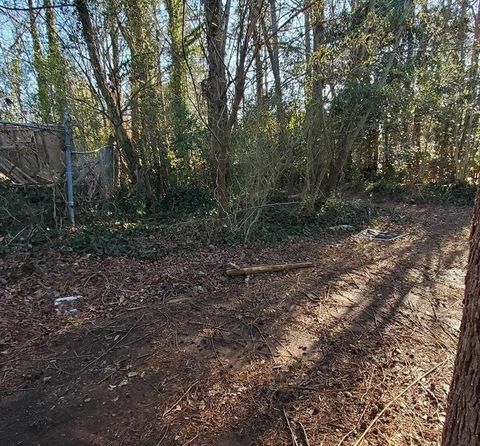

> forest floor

[{"left": 0, "top": 201, "right": 472, "bottom": 446}]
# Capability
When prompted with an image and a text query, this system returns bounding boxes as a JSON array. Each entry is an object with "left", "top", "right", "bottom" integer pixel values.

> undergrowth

[
  {"left": 0, "top": 184, "right": 214, "bottom": 256},
  {"left": 0, "top": 184, "right": 64, "bottom": 255},
  {"left": 366, "top": 180, "right": 476, "bottom": 206},
  {"left": 63, "top": 197, "right": 377, "bottom": 256},
  {"left": 2, "top": 178, "right": 473, "bottom": 258},
  {"left": 225, "top": 198, "right": 377, "bottom": 245},
  {"left": 66, "top": 219, "right": 214, "bottom": 259}
]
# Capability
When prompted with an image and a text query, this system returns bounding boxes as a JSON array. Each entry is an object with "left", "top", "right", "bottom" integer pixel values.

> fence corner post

[{"left": 63, "top": 112, "right": 75, "bottom": 227}]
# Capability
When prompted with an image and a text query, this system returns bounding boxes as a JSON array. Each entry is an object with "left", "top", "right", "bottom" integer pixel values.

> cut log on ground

[{"left": 225, "top": 262, "right": 313, "bottom": 276}]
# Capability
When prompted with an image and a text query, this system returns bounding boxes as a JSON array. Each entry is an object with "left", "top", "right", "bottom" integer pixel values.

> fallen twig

[
  {"left": 337, "top": 404, "right": 369, "bottom": 445},
  {"left": 283, "top": 408, "right": 299, "bottom": 446},
  {"left": 182, "top": 434, "right": 200, "bottom": 445},
  {"left": 226, "top": 262, "right": 313, "bottom": 277},
  {"left": 252, "top": 322, "right": 276, "bottom": 362},
  {"left": 78, "top": 315, "right": 144, "bottom": 376},
  {"left": 352, "top": 359, "right": 448, "bottom": 446},
  {"left": 156, "top": 425, "right": 169, "bottom": 445},
  {"left": 298, "top": 420, "right": 311, "bottom": 446},
  {"left": 162, "top": 380, "right": 199, "bottom": 417}
]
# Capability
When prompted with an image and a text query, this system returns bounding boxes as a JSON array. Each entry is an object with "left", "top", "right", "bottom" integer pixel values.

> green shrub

[
  {"left": 67, "top": 224, "right": 134, "bottom": 256},
  {"left": 414, "top": 182, "right": 476, "bottom": 205},
  {"left": 0, "top": 184, "right": 63, "bottom": 246},
  {"left": 366, "top": 179, "right": 476, "bottom": 206},
  {"left": 318, "top": 198, "right": 376, "bottom": 227},
  {"left": 225, "top": 198, "right": 377, "bottom": 244},
  {"left": 160, "top": 185, "right": 214, "bottom": 217},
  {"left": 365, "top": 179, "right": 409, "bottom": 198}
]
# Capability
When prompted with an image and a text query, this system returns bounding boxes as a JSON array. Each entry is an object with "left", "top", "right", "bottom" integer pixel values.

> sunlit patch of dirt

[{"left": 0, "top": 203, "right": 471, "bottom": 445}]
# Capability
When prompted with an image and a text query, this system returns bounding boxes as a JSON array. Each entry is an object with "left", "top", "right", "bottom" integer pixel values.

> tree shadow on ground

[
  {"left": 186, "top": 208, "right": 468, "bottom": 445},
  {"left": 0, "top": 206, "right": 470, "bottom": 445}
]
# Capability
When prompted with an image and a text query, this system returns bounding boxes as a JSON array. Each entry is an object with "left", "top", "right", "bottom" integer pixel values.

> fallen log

[{"left": 225, "top": 262, "right": 313, "bottom": 276}]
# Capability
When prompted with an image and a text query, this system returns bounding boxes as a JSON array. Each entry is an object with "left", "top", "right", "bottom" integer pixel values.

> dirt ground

[{"left": 0, "top": 202, "right": 472, "bottom": 446}]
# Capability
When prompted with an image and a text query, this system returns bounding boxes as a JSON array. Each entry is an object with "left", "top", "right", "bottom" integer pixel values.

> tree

[
  {"left": 442, "top": 189, "right": 480, "bottom": 445},
  {"left": 44, "top": 0, "right": 66, "bottom": 122},
  {"left": 303, "top": 0, "right": 328, "bottom": 207},
  {"left": 27, "top": 0, "right": 50, "bottom": 122},
  {"left": 324, "top": 0, "right": 411, "bottom": 196},
  {"left": 265, "top": 0, "right": 286, "bottom": 147},
  {"left": 123, "top": 0, "right": 169, "bottom": 195},
  {"left": 26, "top": 0, "right": 67, "bottom": 123},
  {"left": 455, "top": 0, "right": 480, "bottom": 183},
  {"left": 204, "top": 0, "right": 229, "bottom": 216},
  {"left": 165, "top": 0, "right": 188, "bottom": 145},
  {"left": 74, "top": 0, "right": 140, "bottom": 185},
  {"left": 2, "top": 0, "right": 480, "bottom": 215},
  {"left": 204, "top": 0, "right": 256, "bottom": 217}
]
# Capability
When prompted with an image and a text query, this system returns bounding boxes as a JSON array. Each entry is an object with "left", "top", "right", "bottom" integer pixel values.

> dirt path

[{"left": 0, "top": 203, "right": 471, "bottom": 445}]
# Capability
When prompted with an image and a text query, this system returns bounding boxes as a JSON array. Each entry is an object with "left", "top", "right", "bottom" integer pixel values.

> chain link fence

[{"left": 0, "top": 119, "right": 117, "bottom": 235}]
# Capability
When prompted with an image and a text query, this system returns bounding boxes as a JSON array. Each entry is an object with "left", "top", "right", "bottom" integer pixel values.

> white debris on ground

[
  {"left": 54, "top": 295, "right": 83, "bottom": 305},
  {"left": 329, "top": 224, "right": 354, "bottom": 231},
  {"left": 356, "top": 228, "right": 406, "bottom": 241},
  {"left": 54, "top": 295, "right": 83, "bottom": 315}
]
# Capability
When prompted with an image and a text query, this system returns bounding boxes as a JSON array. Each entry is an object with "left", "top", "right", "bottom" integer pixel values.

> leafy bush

[
  {"left": 365, "top": 179, "right": 409, "bottom": 198},
  {"left": 67, "top": 224, "right": 134, "bottom": 256},
  {"left": 0, "top": 183, "right": 63, "bottom": 244},
  {"left": 66, "top": 214, "right": 218, "bottom": 257},
  {"left": 366, "top": 179, "right": 476, "bottom": 206},
  {"left": 318, "top": 198, "right": 375, "bottom": 227},
  {"left": 160, "top": 185, "right": 214, "bottom": 217},
  {"left": 414, "top": 182, "right": 476, "bottom": 206},
  {"left": 225, "top": 198, "right": 377, "bottom": 244}
]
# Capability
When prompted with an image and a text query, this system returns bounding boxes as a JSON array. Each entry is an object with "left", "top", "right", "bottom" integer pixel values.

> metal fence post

[{"left": 63, "top": 112, "right": 75, "bottom": 227}]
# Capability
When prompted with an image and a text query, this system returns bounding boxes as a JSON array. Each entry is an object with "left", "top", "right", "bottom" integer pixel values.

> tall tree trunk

[
  {"left": 205, "top": 0, "right": 229, "bottom": 216},
  {"left": 442, "top": 188, "right": 480, "bottom": 445},
  {"left": 383, "top": 124, "right": 393, "bottom": 175},
  {"left": 253, "top": 0, "right": 263, "bottom": 108},
  {"left": 10, "top": 38, "right": 25, "bottom": 118},
  {"left": 27, "top": 0, "right": 50, "bottom": 122},
  {"left": 456, "top": 0, "right": 480, "bottom": 183},
  {"left": 166, "top": 0, "right": 188, "bottom": 146},
  {"left": 205, "top": 0, "right": 254, "bottom": 217},
  {"left": 303, "top": 0, "right": 328, "bottom": 208},
  {"left": 361, "top": 124, "right": 379, "bottom": 179},
  {"left": 325, "top": 0, "right": 409, "bottom": 195},
  {"left": 304, "top": 0, "right": 311, "bottom": 81},
  {"left": 264, "top": 0, "right": 287, "bottom": 147},
  {"left": 452, "top": 0, "right": 469, "bottom": 178},
  {"left": 44, "top": 0, "right": 66, "bottom": 122},
  {"left": 124, "top": 0, "right": 169, "bottom": 196},
  {"left": 74, "top": 0, "right": 140, "bottom": 185},
  {"left": 409, "top": 2, "right": 427, "bottom": 183},
  {"left": 412, "top": 112, "right": 422, "bottom": 183}
]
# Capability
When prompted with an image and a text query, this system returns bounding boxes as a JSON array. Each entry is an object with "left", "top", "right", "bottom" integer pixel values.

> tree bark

[
  {"left": 456, "top": 0, "right": 480, "bottom": 183},
  {"left": 442, "top": 189, "right": 480, "bottom": 445},
  {"left": 44, "top": 0, "right": 66, "bottom": 122},
  {"left": 325, "top": 0, "right": 409, "bottom": 195},
  {"left": 204, "top": 0, "right": 229, "bottom": 217},
  {"left": 74, "top": 0, "right": 140, "bottom": 185},
  {"left": 361, "top": 124, "right": 379, "bottom": 179},
  {"left": 264, "top": 0, "right": 287, "bottom": 148},
  {"left": 166, "top": 0, "right": 188, "bottom": 145},
  {"left": 27, "top": 0, "right": 50, "bottom": 122},
  {"left": 226, "top": 262, "right": 313, "bottom": 276},
  {"left": 204, "top": 0, "right": 255, "bottom": 217},
  {"left": 253, "top": 0, "right": 263, "bottom": 108},
  {"left": 303, "top": 0, "right": 329, "bottom": 207},
  {"left": 123, "top": 0, "right": 169, "bottom": 195}
]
